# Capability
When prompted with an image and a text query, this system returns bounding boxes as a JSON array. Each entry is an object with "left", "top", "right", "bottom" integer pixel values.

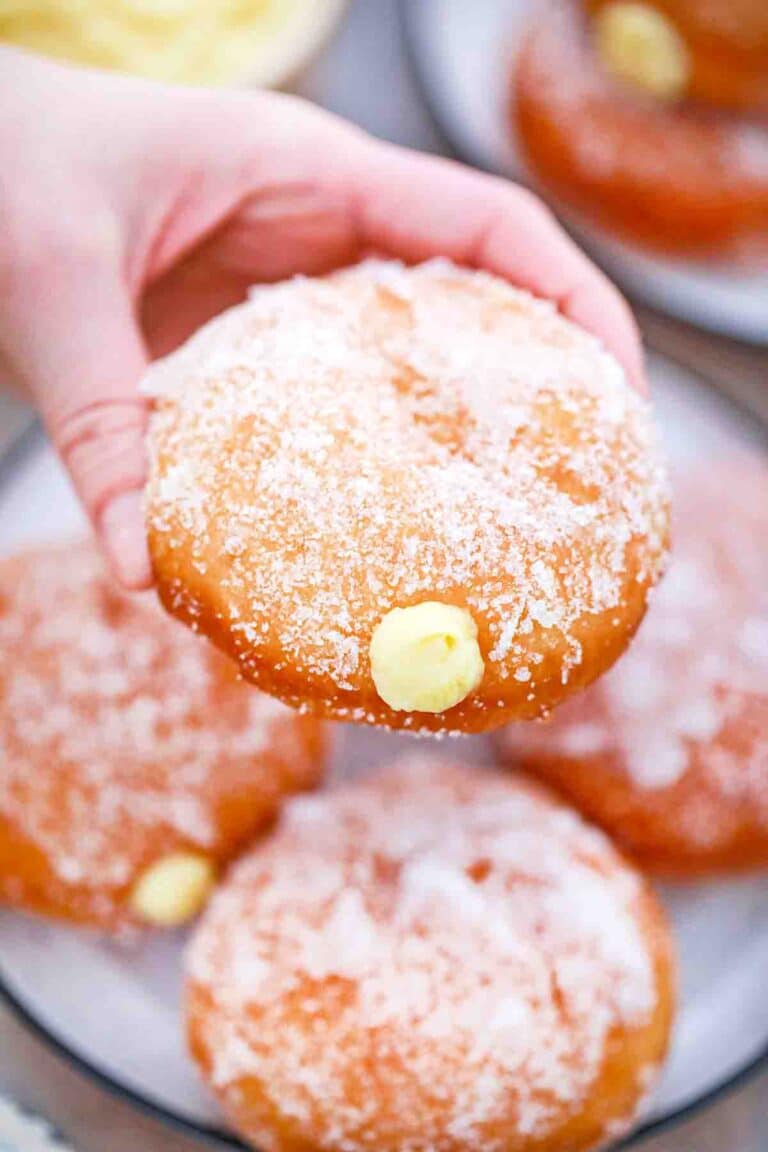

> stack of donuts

[
  {"left": 513, "top": 0, "right": 768, "bottom": 260},
  {"left": 2, "top": 259, "right": 766, "bottom": 1152}
]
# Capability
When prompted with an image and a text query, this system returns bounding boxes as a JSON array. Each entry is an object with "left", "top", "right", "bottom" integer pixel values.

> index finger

[{"left": 350, "top": 143, "right": 646, "bottom": 393}]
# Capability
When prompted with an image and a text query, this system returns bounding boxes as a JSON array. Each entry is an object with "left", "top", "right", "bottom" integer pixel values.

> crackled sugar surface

[
  {"left": 500, "top": 457, "right": 768, "bottom": 816},
  {"left": 187, "top": 760, "right": 665, "bottom": 1151},
  {"left": 145, "top": 259, "right": 668, "bottom": 718},
  {"left": 0, "top": 540, "right": 297, "bottom": 895}
]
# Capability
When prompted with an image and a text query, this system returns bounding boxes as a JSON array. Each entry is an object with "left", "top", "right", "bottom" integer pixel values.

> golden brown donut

[
  {"left": 497, "top": 457, "right": 768, "bottom": 877},
  {"left": 185, "top": 758, "right": 675, "bottom": 1152},
  {"left": 145, "top": 259, "right": 668, "bottom": 735},
  {"left": 585, "top": 0, "right": 768, "bottom": 113},
  {"left": 514, "top": 3, "right": 768, "bottom": 260},
  {"left": 0, "top": 540, "right": 325, "bottom": 932}
]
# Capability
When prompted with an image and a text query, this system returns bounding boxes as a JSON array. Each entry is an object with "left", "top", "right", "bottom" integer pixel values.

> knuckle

[
  {"left": 54, "top": 398, "right": 147, "bottom": 459},
  {"left": 54, "top": 399, "right": 148, "bottom": 518}
]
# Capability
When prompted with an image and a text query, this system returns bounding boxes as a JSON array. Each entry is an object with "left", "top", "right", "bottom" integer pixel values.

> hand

[{"left": 0, "top": 48, "right": 645, "bottom": 590}]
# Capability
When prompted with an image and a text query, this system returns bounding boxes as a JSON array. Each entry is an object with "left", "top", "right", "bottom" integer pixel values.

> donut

[
  {"left": 0, "top": 540, "right": 325, "bottom": 931},
  {"left": 585, "top": 0, "right": 768, "bottom": 113},
  {"left": 144, "top": 258, "right": 669, "bottom": 735},
  {"left": 514, "top": 3, "right": 768, "bottom": 260},
  {"left": 496, "top": 457, "right": 768, "bottom": 877},
  {"left": 185, "top": 758, "right": 675, "bottom": 1152}
]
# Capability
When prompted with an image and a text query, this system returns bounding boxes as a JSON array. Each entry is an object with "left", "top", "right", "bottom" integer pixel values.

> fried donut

[
  {"left": 585, "top": 0, "right": 768, "bottom": 113},
  {"left": 186, "top": 759, "right": 675, "bottom": 1152},
  {"left": 497, "top": 457, "right": 768, "bottom": 877},
  {"left": 145, "top": 259, "right": 668, "bottom": 735},
  {"left": 514, "top": 3, "right": 768, "bottom": 260},
  {"left": 0, "top": 540, "right": 325, "bottom": 931}
]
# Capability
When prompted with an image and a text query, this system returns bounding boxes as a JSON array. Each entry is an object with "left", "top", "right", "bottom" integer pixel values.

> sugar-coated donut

[
  {"left": 514, "top": 3, "right": 768, "bottom": 260},
  {"left": 497, "top": 458, "right": 768, "bottom": 877},
  {"left": 585, "top": 0, "right": 768, "bottom": 113},
  {"left": 145, "top": 259, "right": 668, "bottom": 735},
  {"left": 0, "top": 541, "right": 325, "bottom": 931},
  {"left": 186, "top": 759, "right": 675, "bottom": 1152}
]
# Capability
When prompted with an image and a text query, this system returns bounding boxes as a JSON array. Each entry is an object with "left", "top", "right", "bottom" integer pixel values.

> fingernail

[{"left": 100, "top": 489, "right": 152, "bottom": 590}]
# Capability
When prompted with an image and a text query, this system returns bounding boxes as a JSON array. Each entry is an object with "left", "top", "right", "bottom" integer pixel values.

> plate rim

[
  {"left": 3, "top": 951, "right": 768, "bottom": 1151},
  {"left": 0, "top": 956, "right": 243, "bottom": 1150},
  {"left": 397, "top": 0, "right": 768, "bottom": 347},
  {"left": 3, "top": 397, "right": 768, "bottom": 1147}
]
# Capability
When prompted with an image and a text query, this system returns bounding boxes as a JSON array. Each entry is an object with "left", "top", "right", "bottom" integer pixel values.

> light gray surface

[
  {"left": 0, "top": 1, "right": 766, "bottom": 1149},
  {"left": 0, "top": 392, "right": 32, "bottom": 446}
]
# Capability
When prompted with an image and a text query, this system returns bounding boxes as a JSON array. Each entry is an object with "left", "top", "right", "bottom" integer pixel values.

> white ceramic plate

[
  {"left": 401, "top": 0, "right": 768, "bottom": 345},
  {"left": 1, "top": 357, "right": 767, "bottom": 1148}
]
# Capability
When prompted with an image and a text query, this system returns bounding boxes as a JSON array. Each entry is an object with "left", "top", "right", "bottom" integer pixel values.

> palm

[{"left": 141, "top": 181, "right": 361, "bottom": 358}]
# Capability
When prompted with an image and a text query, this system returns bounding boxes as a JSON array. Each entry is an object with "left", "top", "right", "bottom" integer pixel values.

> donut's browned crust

[
  {"left": 145, "top": 259, "right": 668, "bottom": 735},
  {"left": 515, "top": 4, "right": 768, "bottom": 260},
  {"left": 586, "top": 0, "right": 768, "bottom": 113},
  {"left": 185, "top": 760, "right": 675, "bottom": 1152},
  {"left": 0, "top": 540, "right": 325, "bottom": 931},
  {"left": 497, "top": 458, "right": 768, "bottom": 878}
]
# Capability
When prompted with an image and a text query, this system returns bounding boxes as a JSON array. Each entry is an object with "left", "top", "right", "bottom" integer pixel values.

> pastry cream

[
  {"left": 130, "top": 852, "right": 215, "bottom": 926},
  {"left": 0, "top": 0, "right": 343, "bottom": 86},
  {"left": 595, "top": 1, "right": 690, "bottom": 100},
  {"left": 369, "top": 601, "right": 485, "bottom": 714}
]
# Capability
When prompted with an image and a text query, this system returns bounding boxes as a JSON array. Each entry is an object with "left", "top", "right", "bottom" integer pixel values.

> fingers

[
  {"left": 153, "top": 90, "right": 643, "bottom": 388},
  {"left": 100, "top": 489, "right": 149, "bottom": 588},
  {"left": 4, "top": 255, "right": 152, "bottom": 588},
  {"left": 141, "top": 187, "right": 360, "bottom": 358},
  {"left": 350, "top": 144, "right": 646, "bottom": 393},
  {"left": 56, "top": 396, "right": 151, "bottom": 589}
]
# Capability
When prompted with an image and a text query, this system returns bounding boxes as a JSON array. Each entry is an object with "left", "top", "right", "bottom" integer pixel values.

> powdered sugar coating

[
  {"left": 145, "top": 259, "right": 668, "bottom": 733},
  {"left": 0, "top": 540, "right": 324, "bottom": 928},
  {"left": 186, "top": 759, "right": 673, "bottom": 1152},
  {"left": 498, "top": 457, "right": 768, "bottom": 871}
]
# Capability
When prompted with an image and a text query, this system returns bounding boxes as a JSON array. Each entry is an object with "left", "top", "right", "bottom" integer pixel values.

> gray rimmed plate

[{"left": 1, "top": 355, "right": 768, "bottom": 1149}]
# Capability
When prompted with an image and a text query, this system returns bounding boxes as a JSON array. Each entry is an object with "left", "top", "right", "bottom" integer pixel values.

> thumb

[{"left": 8, "top": 254, "right": 152, "bottom": 588}]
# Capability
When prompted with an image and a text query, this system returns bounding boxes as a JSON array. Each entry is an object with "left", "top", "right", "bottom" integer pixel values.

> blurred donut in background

[
  {"left": 496, "top": 457, "right": 768, "bottom": 878},
  {"left": 186, "top": 759, "right": 675, "bottom": 1152},
  {"left": 0, "top": 540, "right": 326, "bottom": 932},
  {"left": 585, "top": 0, "right": 768, "bottom": 114},
  {"left": 514, "top": 3, "right": 768, "bottom": 260}
]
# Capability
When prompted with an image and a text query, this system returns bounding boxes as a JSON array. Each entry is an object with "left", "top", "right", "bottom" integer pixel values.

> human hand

[{"left": 0, "top": 48, "right": 645, "bottom": 590}]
